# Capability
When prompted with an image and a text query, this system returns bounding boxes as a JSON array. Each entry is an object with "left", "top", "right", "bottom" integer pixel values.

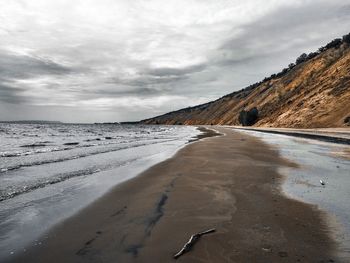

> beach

[
  {"left": 0, "top": 124, "right": 200, "bottom": 260},
  {"left": 8, "top": 127, "right": 340, "bottom": 263}
]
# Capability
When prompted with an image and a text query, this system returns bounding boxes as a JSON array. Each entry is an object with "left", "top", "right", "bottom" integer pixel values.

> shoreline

[
  {"left": 9, "top": 127, "right": 339, "bottom": 262},
  {"left": 233, "top": 127, "right": 350, "bottom": 145},
  {"left": 236, "top": 128, "right": 350, "bottom": 259},
  {"left": 0, "top": 126, "right": 202, "bottom": 260}
]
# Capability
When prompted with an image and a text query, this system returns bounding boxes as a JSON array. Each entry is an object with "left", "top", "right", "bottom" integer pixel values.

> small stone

[{"left": 262, "top": 246, "right": 272, "bottom": 253}]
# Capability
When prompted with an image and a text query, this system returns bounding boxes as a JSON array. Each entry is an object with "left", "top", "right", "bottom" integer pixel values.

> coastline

[
  {"left": 9, "top": 127, "right": 338, "bottom": 262},
  {"left": 0, "top": 125, "right": 202, "bottom": 260},
  {"left": 236, "top": 128, "right": 350, "bottom": 259},
  {"left": 233, "top": 127, "right": 350, "bottom": 146}
]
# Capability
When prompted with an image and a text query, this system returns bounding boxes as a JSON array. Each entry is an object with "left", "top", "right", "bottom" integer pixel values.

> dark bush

[
  {"left": 307, "top": 52, "right": 319, "bottom": 60},
  {"left": 343, "top": 33, "right": 350, "bottom": 44},
  {"left": 319, "top": 46, "right": 327, "bottom": 52},
  {"left": 281, "top": 68, "right": 289, "bottom": 74},
  {"left": 325, "top": 38, "right": 342, "bottom": 49},
  {"left": 296, "top": 53, "right": 308, "bottom": 64},
  {"left": 238, "top": 107, "right": 259, "bottom": 126},
  {"left": 344, "top": 116, "right": 350, "bottom": 125}
]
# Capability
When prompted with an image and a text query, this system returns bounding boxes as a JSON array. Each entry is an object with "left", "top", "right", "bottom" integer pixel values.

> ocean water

[
  {"left": 237, "top": 129, "right": 350, "bottom": 259},
  {"left": 0, "top": 123, "right": 200, "bottom": 260}
]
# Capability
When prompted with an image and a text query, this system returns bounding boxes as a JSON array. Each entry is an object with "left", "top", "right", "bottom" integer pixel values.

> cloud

[
  {"left": 0, "top": 51, "right": 77, "bottom": 105},
  {"left": 215, "top": 1, "right": 350, "bottom": 66},
  {"left": 92, "top": 87, "right": 165, "bottom": 97},
  {"left": 204, "top": 1, "right": 350, "bottom": 95},
  {"left": 0, "top": 83, "right": 27, "bottom": 104},
  {"left": 0, "top": 0, "right": 349, "bottom": 122},
  {"left": 0, "top": 52, "right": 72, "bottom": 80},
  {"left": 105, "top": 74, "right": 187, "bottom": 87},
  {"left": 147, "top": 63, "right": 207, "bottom": 77}
]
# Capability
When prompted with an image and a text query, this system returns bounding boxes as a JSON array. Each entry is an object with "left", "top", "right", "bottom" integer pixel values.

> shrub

[
  {"left": 238, "top": 107, "right": 259, "bottom": 126},
  {"left": 343, "top": 33, "right": 350, "bottom": 44},
  {"left": 296, "top": 53, "right": 308, "bottom": 64},
  {"left": 344, "top": 116, "right": 350, "bottom": 124},
  {"left": 325, "top": 38, "right": 342, "bottom": 49}
]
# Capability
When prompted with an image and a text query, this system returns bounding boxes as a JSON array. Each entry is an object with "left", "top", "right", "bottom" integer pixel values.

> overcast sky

[{"left": 0, "top": 0, "right": 349, "bottom": 122}]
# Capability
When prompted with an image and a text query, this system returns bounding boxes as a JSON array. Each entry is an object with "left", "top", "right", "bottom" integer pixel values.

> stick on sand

[{"left": 173, "top": 228, "right": 216, "bottom": 259}]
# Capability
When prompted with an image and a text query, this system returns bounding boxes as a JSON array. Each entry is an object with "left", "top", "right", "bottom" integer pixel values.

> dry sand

[{"left": 9, "top": 127, "right": 338, "bottom": 263}]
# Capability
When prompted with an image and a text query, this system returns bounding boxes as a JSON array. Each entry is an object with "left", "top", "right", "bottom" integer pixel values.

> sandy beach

[{"left": 9, "top": 127, "right": 338, "bottom": 263}]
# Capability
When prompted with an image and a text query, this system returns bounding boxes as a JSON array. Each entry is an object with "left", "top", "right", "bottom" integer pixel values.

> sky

[{"left": 0, "top": 0, "right": 350, "bottom": 123}]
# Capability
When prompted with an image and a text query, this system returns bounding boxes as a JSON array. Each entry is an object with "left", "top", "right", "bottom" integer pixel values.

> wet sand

[
  {"left": 233, "top": 127, "right": 350, "bottom": 145},
  {"left": 9, "top": 127, "right": 338, "bottom": 262}
]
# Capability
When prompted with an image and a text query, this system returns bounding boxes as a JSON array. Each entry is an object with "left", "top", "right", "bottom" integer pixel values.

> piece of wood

[{"left": 173, "top": 228, "right": 216, "bottom": 259}]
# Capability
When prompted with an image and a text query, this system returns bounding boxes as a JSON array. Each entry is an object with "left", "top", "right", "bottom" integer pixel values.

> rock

[{"left": 262, "top": 246, "right": 272, "bottom": 253}]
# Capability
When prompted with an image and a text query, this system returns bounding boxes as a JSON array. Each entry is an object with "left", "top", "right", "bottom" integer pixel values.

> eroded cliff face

[{"left": 141, "top": 42, "right": 350, "bottom": 128}]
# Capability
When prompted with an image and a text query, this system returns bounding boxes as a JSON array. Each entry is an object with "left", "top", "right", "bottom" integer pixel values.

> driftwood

[{"left": 173, "top": 228, "right": 216, "bottom": 259}]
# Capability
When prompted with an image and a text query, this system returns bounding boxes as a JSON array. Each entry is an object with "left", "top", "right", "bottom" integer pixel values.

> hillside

[{"left": 141, "top": 34, "right": 350, "bottom": 128}]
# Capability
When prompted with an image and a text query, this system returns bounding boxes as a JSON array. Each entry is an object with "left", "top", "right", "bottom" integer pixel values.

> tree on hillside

[
  {"left": 296, "top": 53, "right": 308, "bottom": 65},
  {"left": 343, "top": 33, "right": 350, "bottom": 44},
  {"left": 238, "top": 107, "right": 259, "bottom": 126},
  {"left": 306, "top": 52, "right": 319, "bottom": 60},
  {"left": 325, "top": 38, "right": 342, "bottom": 49}
]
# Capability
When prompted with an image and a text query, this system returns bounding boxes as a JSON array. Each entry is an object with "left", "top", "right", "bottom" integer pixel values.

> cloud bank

[{"left": 0, "top": 0, "right": 350, "bottom": 122}]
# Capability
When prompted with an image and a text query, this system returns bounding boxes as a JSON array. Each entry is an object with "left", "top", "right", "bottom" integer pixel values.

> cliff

[{"left": 141, "top": 34, "right": 350, "bottom": 128}]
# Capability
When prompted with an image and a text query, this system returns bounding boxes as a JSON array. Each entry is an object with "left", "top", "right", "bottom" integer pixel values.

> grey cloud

[
  {"left": 0, "top": 52, "right": 72, "bottom": 80},
  {"left": 0, "top": 83, "right": 26, "bottom": 104},
  {"left": 106, "top": 74, "right": 187, "bottom": 87},
  {"left": 216, "top": 1, "right": 350, "bottom": 67},
  {"left": 1, "top": 0, "right": 350, "bottom": 122},
  {"left": 92, "top": 87, "right": 165, "bottom": 97},
  {"left": 0, "top": 52, "right": 78, "bottom": 105},
  {"left": 147, "top": 63, "right": 207, "bottom": 77},
  {"left": 337, "top": 4, "right": 350, "bottom": 18},
  {"left": 101, "top": 63, "right": 208, "bottom": 95}
]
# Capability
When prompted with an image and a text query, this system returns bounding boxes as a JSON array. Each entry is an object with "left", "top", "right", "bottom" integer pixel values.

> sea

[{"left": 0, "top": 123, "right": 200, "bottom": 260}]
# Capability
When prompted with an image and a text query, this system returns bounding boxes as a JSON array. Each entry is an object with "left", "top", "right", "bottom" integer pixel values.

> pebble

[{"left": 262, "top": 247, "right": 272, "bottom": 253}]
